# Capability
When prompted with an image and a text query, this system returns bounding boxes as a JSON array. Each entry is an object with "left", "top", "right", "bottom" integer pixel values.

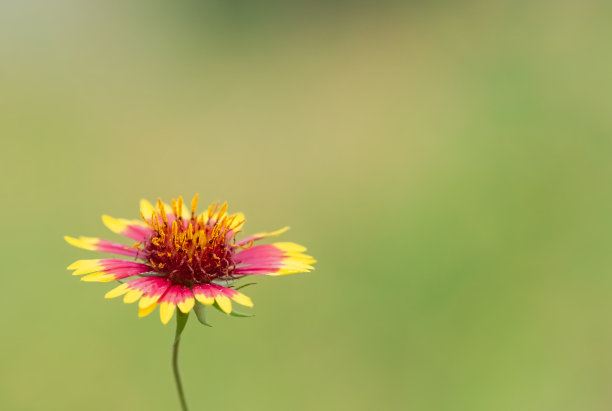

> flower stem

[{"left": 173, "top": 312, "right": 190, "bottom": 411}]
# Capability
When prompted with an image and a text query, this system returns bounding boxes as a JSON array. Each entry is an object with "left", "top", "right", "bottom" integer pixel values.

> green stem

[{"left": 173, "top": 312, "right": 189, "bottom": 411}]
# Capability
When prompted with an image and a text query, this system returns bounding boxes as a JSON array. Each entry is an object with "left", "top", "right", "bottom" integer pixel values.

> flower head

[{"left": 65, "top": 195, "right": 315, "bottom": 324}]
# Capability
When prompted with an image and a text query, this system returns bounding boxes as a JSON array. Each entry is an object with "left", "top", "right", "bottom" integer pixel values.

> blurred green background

[{"left": 2, "top": 1, "right": 612, "bottom": 410}]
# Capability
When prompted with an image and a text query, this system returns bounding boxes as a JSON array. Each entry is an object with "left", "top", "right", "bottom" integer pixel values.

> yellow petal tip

[
  {"left": 105, "top": 283, "right": 130, "bottom": 299},
  {"left": 215, "top": 296, "right": 232, "bottom": 314},
  {"left": 159, "top": 302, "right": 176, "bottom": 324}
]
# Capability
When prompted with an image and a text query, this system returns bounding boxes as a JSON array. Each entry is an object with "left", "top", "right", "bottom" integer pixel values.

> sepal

[
  {"left": 234, "top": 282, "right": 257, "bottom": 291},
  {"left": 193, "top": 301, "right": 212, "bottom": 327},
  {"left": 212, "top": 301, "right": 255, "bottom": 318},
  {"left": 174, "top": 311, "right": 189, "bottom": 343}
]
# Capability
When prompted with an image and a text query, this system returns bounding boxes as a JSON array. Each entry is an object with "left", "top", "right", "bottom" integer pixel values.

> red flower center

[{"left": 140, "top": 198, "right": 242, "bottom": 287}]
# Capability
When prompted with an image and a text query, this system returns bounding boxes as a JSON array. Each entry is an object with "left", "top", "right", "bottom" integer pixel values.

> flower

[{"left": 65, "top": 195, "right": 315, "bottom": 324}]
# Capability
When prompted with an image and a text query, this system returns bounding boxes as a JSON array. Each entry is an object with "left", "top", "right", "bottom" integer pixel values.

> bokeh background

[{"left": 2, "top": 1, "right": 612, "bottom": 410}]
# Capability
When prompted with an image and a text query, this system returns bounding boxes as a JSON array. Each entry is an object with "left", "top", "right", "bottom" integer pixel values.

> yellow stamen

[
  {"left": 187, "top": 223, "right": 193, "bottom": 240},
  {"left": 207, "top": 203, "right": 216, "bottom": 220},
  {"left": 172, "top": 220, "right": 178, "bottom": 247},
  {"left": 177, "top": 196, "right": 184, "bottom": 219},
  {"left": 231, "top": 240, "right": 254, "bottom": 249},
  {"left": 218, "top": 202, "right": 228, "bottom": 220},
  {"left": 146, "top": 213, "right": 155, "bottom": 230},
  {"left": 172, "top": 198, "right": 178, "bottom": 217},
  {"left": 176, "top": 232, "right": 185, "bottom": 249},
  {"left": 191, "top": 194, "right": 199, "bottom": 217},
  {"left": 158, "top": 198, "right": 168, "bottom": 225}
]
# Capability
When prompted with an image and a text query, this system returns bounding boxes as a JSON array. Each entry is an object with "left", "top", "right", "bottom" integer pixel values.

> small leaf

[
  {"left": 211, "top": 301, "right": 254, "bottom": 318},
  {"left": 174, "top": 311, "right": 189, "bottom": 343},
  {"left": 212, "top": 279, "right": 236, "bottom": 287},
  {"left": 234, "top": 282, "right": 257, "bottom": 291},
  {"left": 229, "top": 310, "right": 255, "bottom": 318},
  {"left": 193, "top": 302, "right": 212, "bottom": 327}
]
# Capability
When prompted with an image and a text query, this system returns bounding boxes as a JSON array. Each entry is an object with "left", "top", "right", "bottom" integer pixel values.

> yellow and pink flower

[{"left": 65, "top": 195, "right": 315, "bottom": 324}]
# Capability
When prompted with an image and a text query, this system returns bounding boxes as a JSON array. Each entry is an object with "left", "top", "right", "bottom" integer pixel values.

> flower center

[{"left": 140, "top": 197, "right": 242, "bottom": 286}]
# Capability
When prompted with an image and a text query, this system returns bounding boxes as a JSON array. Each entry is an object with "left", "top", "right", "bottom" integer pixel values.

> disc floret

[{"left": 141, "top": 196, "right": 244, "bottom": 287}]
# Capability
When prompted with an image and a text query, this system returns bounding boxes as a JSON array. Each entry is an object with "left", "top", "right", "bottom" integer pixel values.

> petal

[
  {"left": 227, "top": 290, "right": 253, "bottom": 307},
  {"left": 140, "top": 199, "right": 157, "bottom": 218},
  {"left": 104, "top": 283, "right": 130, "bottom": 299},
  {"left": 123, "top": 288, "right": 143, "bottom": 303},
  {"left": 273, "top": 242, "right": 308, "bottom": 253},
  {"left": 234, "top": 242, "right": 308, "bottom": 262},
  {"left": 64, "top": 236, "right": 140, "bottom": 258},
  {"left": 68, "top": 259, "right": 152, "bottom": 282},
  {"left": 212, "top": 285, "right": 253, "bottom": 307},
  {"left": 102, "top": 215, "right": 153, "bottom": 242},
  {"left": 158, "top": 284, "right": 187, "bottom": 324},
  {"left": 215, "top": 295, "right": 232, "bottom": 314},
  {"left": 176, "top": 286, "right": 195, "bottom": 314},
  {"left": 138, "top": 277, "right": 171, "bottom": 308},
  {"left": 139, "top": 302, "right": 158, "bottom": 317},
  {"left": 229, "top": 212, "right": 245, "bottom": 230},
  {"left": 105, "top": 276, "right": 170, "bottom": 313},
  {"left": 235, "top": 226, "right": 289, "bottom": 246},
  {"left": 193, "top": 284, "right": 215, "bottom": 305},
  {"left": 159, "top": 300, "right": 176, "bottom": 324},
  {"left": 67, "top": 259, "right": 104, "bottom": 275},
  {"left": 122, "top": 276, "right": 171, "bottom": 308},
  {"left": 193, "top": 284, "right": 253, "bottom": 312},
  {"left": 233, "top": 242, "right": 315, "bottom": 276},
  {"left": 81, "top": 272, "right": 116, "bottom": 282}
]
